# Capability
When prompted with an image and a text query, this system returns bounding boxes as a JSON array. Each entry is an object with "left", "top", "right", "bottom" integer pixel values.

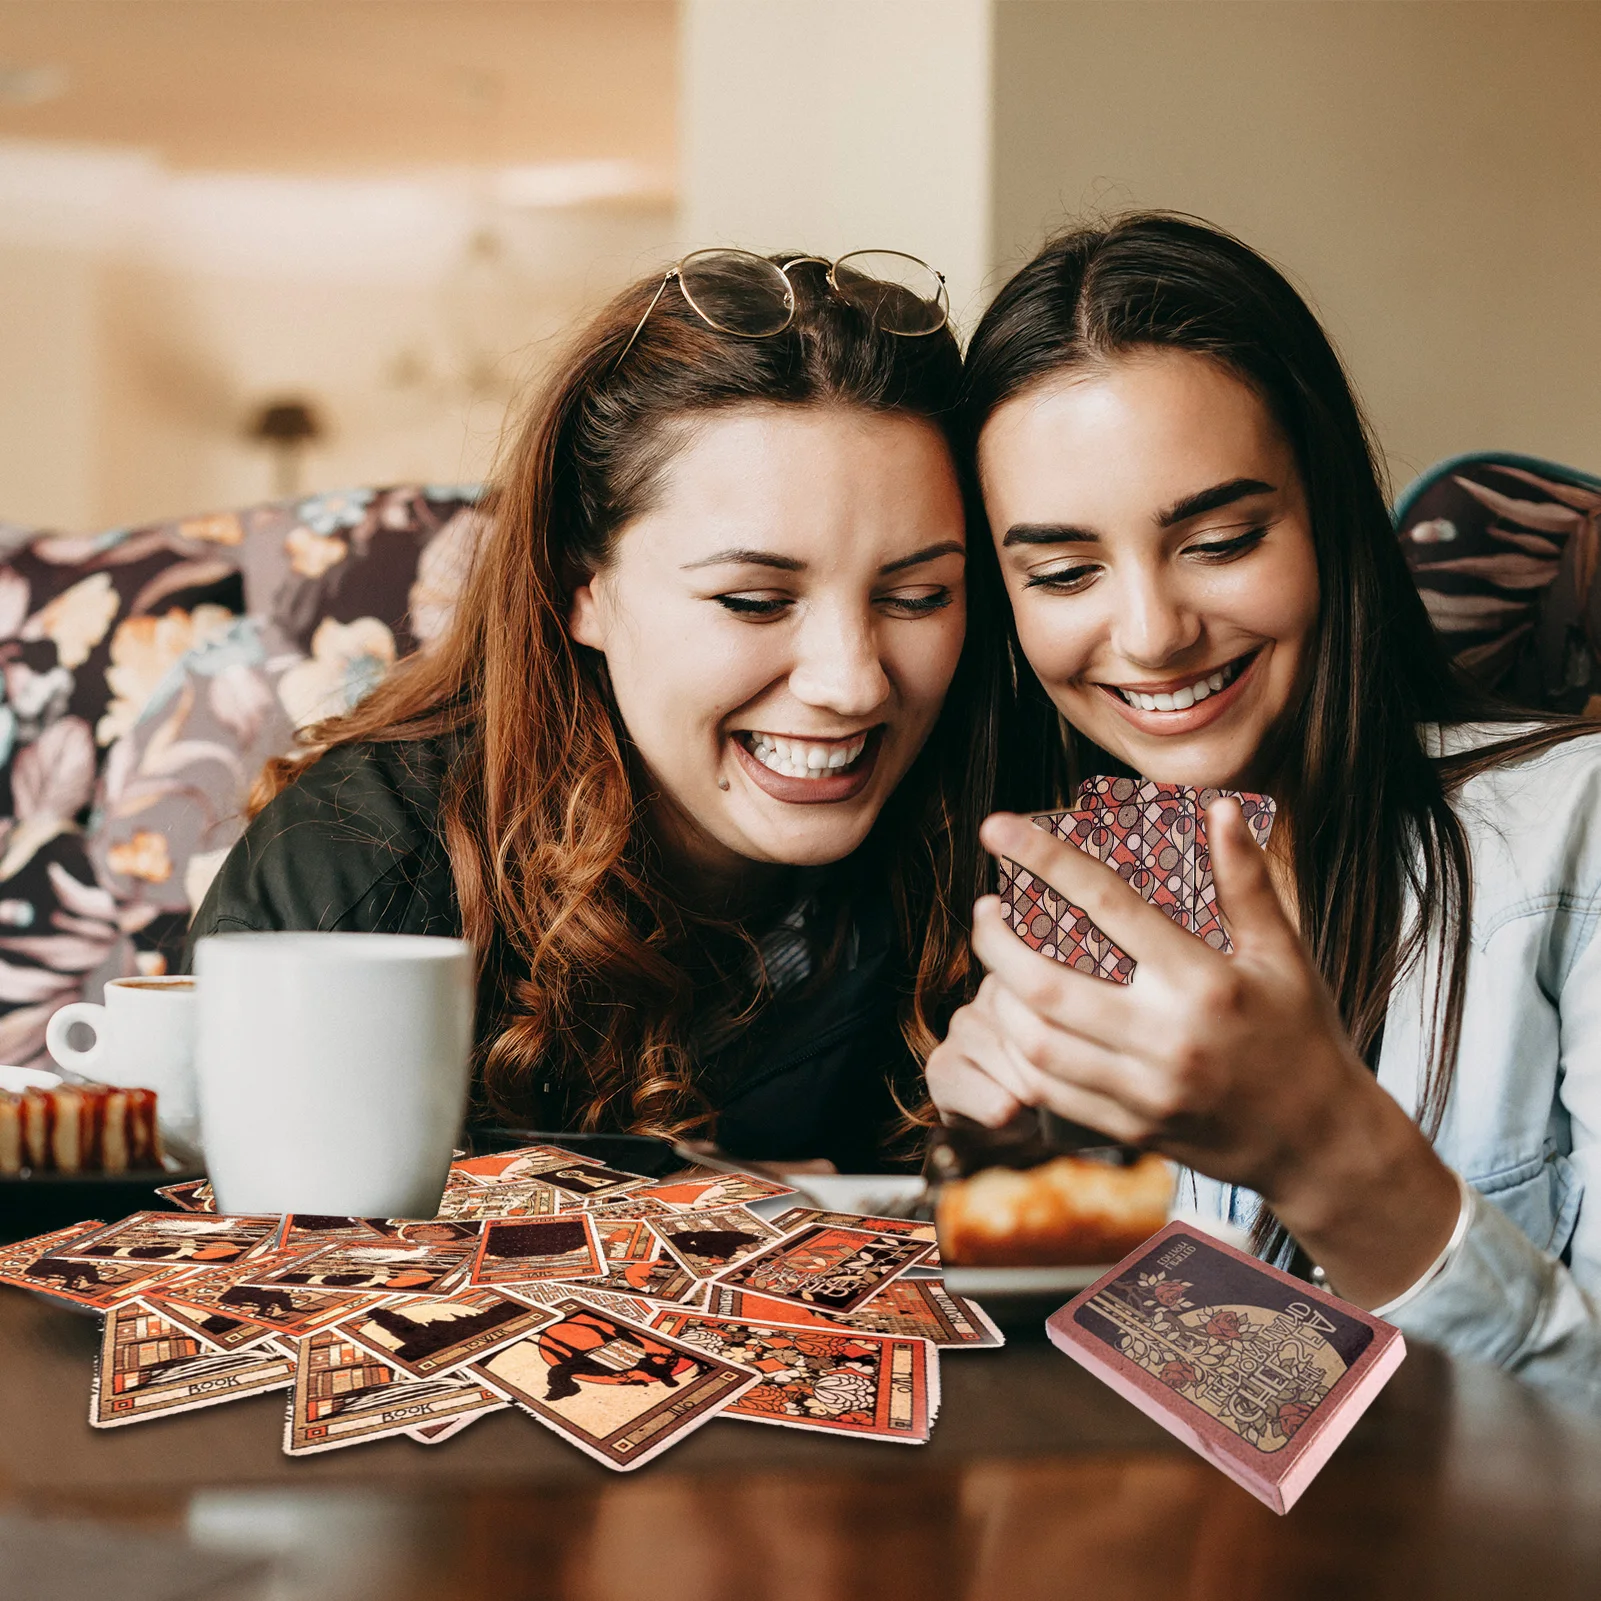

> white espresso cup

[
  {"left": 46, "top": 975, "right": 199, "bottom": 1146},
  {"left": 193, "top": 932, "right": 474, "bottom": 1217}
]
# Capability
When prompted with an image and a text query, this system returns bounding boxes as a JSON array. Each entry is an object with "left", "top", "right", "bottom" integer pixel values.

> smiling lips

[
  {"left": 1097, "top": 649, "right": 1259, "bottom": 732},
  {"left": 733, "top": 728, "right": 881, "bottom": 805}
]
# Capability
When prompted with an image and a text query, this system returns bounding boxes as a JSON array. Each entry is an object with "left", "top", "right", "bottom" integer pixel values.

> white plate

[
  {"left": 942, "top": 1262, "right": 1111, "bottom": 1298},
  {"left": 748, "top": 1174, "right": 926, "bottom": 1221}
]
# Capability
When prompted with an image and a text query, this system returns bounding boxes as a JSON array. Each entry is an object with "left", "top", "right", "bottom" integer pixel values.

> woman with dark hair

[
  {"left": 189, "top": 250, "right": 996, "bottom": 1172},
  {"left": 931, "top": 213, "right": 1600, "bottom": 1401}
]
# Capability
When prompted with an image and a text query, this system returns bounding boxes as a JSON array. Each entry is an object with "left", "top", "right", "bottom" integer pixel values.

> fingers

[
  {"left": 984, "top": 979, "right": 1180, "bottom": 1135},
  {"left": 925, "top": 991, "right": 1049, "bottom": 1128},
  {"left": 982, "top": 812, "right": 1199, "bottom": 966},
  {"left": 970, "top": 896, "right": 1126, "bottom": 1051},
  {"left": 1205, "top": 798, "right": 1298, "bottom": 958}
]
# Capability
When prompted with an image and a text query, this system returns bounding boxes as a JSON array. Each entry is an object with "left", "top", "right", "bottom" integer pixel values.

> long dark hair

[
  {"left": 961, "top": 213, "right": 1588, "bottom": 1255},
  {"left": 260, "top": 255, "right": 997, "bottom": 1140}
]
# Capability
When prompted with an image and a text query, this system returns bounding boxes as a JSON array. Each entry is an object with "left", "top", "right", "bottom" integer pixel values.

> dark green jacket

[{"left": 185, "top": 739, "right": 917, "bottom": 1171}]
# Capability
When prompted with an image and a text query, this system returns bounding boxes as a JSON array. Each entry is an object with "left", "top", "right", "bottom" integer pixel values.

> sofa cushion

[
  {"left": 0, "top": 485, "right": 481, "bottom": 1066},
  {"left": 1397, "top": 453, "right": 1601, "bottom": 711}
]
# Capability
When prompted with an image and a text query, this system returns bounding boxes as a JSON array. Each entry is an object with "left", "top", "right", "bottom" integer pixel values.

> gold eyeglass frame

[{"left": 615, "top": 247, "right": 949, "bottom": 366}]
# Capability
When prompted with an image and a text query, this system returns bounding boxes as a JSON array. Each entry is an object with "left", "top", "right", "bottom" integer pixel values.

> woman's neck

[{"left": 643, "top": 798, "right": 794, "bottom": 924}]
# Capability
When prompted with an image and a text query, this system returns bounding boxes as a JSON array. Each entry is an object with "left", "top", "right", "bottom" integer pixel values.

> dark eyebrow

[
  {"left": 1002, "top": 524, "right": 1097, "bottom": 548},
  {"left": 680, "top": 548, "right": 805, "bottom": 572},
  {"left": 1158, "top": 478, "right": 1276, "bottom": 528},
  {"left": 879, "top": 540, "right": 965, "bottom": 576}
]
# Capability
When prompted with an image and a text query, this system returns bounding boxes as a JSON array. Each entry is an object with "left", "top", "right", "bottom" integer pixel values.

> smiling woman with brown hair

[
  {"left": 933, "top": 213, "right": 1601, "bottom": 1405},
  {"left": 187, "top": 250, "right": 999, "bottom": 1171}
]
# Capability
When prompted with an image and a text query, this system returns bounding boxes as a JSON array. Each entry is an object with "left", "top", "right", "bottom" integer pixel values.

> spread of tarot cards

[{"left": 0, "top": 1144, "right": 1003, "bottom": 1471}]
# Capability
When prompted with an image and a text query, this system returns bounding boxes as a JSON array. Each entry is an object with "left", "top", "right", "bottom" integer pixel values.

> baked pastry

[
  {"left": 936, "top": 1152, "right": 1173, "bottom": 1266},
  {"left": 0, "top": 1084, "right": 162, "bottom": 1175}
]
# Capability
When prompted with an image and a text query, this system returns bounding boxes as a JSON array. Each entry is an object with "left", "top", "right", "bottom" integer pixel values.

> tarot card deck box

[{"left": 1046, "top": 1222, "right": 1406, "bottom": 1513}]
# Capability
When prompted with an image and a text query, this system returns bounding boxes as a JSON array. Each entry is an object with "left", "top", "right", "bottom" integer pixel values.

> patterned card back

[{"left": 998, "top": 779, "right": 1276, "bottom": 981}]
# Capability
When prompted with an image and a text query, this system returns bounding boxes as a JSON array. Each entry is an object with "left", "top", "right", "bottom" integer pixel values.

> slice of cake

[{"left": 0, "top": 1084, "right": 162, "bottom": 1174}]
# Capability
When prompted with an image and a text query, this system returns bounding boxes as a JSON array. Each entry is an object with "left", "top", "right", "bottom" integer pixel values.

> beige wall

[
  {"left": 991, "top": 1, "right": 1601, "bottom": 493},
  {"left": 680, "top": 0, "right": 994, "bottom": 331}
]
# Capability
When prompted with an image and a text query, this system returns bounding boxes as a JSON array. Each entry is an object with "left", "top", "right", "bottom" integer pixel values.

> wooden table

[{"left": 4, "top": 1290, "right": 1601, "bottom": 1600}]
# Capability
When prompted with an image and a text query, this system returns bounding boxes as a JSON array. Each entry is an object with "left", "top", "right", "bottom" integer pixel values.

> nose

[
  {"left": 1109, "top": 563, "right": 1201, "bottom": 669},
  {"left": 787, "top": 602, "right": 892, "bottom": 718}
]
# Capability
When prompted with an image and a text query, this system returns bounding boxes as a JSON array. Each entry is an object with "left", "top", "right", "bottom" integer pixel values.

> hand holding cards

[{"left": 998, "top": 777, "right": 1275, "bottom": 980}]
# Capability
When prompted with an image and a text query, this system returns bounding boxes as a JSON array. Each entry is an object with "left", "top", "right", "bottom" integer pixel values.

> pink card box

[{"left": 1046, "top": 1221, "right": 1406, "bottom": 1513}]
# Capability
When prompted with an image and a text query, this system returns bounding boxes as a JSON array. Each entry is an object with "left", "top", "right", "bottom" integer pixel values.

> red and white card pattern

[{"left": 1, "top": 1147, "right": 1008, "bottom": 1470}]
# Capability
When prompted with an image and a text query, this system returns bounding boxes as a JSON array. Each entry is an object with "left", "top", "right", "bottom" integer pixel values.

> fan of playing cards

[
  {"left": 0, "top": 1144, "right": 1002, "bottom": 1470},
  {"left": 999, "top": 777, "right": 1276, "bottom": 980}
]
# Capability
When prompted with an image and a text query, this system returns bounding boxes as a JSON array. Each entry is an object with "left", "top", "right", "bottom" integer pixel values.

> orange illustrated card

[
  {"left": 468, "top": 1216, "right": 605, "bottom": 1288},
  {"left": 333, "top": 1287, "right": 557, "bottom": 1381},
  {"left": 647, "top": 1310, "right": 938, "bottom": 1443},
  {"left": 245, "top": 1240, "right": 474, "bottom": 1296},
  {"left": 703, "top": 1280, "right": 1005, "bottom": 1349},
  {"left": 452, "top": 1146, "right": 608, "bottom": 1184},
  {"left": 90, "top": 1301, "right": 295, "bottom": 1427},
  {"left": 711, "top": 1224, "right": 934, "bottom": 1315},
  {"left": 0, "top": 1250, "right": 191, "bottom": 1311},
  {"left": 284, "top": 1330, "right": 506, "bottom": 1455},
  {"left": 156, "top": 1262, "right": 389, "bottom": 1338},
  {"left": 649, "top": 1207, "right": 782, "bottom": 1279},
  {"left": 626, "top": 1173, "right": 796, "bottom": 1212},
  {"left": 468, "top": 1296, "right": 760, "bottom": 1471},
  {"left": 768, "top": 1207, "right": 941, "bottom": 1269},
  {"left": 136, "top": 1294, "right": 277, "bottom": 1355},
  {"left": 586, "top": 1216, "right": 700, "bottom": 1303},
  {"left": 53, "top": 1212, "right": 278, "bottom": 1266}
]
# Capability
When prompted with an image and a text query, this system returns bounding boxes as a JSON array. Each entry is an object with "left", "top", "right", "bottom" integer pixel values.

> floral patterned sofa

[
  {"left": 0, "top": 486, "right": 483, "bottom": 1066},
  {"left": 1, "top": 451, "right": 1595, "bottom": 1069}
]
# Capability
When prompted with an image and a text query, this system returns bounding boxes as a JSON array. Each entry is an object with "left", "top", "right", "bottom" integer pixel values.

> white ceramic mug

[
  {"left": 46, "top": 976, "right": 199, "bottom": 1145},
  {"left": 193, "top": 932, "right": 475, "bottom": 1217}
]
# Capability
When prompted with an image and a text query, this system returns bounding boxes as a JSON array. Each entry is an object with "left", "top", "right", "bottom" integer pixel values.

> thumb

[{"left": 1205, "top": 797, "right": 1295, "bottom": 954}]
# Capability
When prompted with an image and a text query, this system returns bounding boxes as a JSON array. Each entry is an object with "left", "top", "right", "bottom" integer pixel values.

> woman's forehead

[
  {"left": 615, "top": 403, "right": 964, "bottom": 564},
  {"left": 979, "top": 351, "right": 1292, "bottom": 520}
]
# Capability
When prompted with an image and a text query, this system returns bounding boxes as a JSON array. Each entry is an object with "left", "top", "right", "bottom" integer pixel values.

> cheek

[
  {"left": 894, "top": 608, "right": 968, "bottom": 710},
  {"left": 1008, "top": 583, "right": 1096, "bottom": 690}
]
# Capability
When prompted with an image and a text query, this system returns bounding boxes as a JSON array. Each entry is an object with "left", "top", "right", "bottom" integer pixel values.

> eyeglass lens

[
  {"left": 831, "top": 250, "right": 948, "bottom": 336},
  {"left": 677, "top": 250, "right": 795, "bottom": 338}
]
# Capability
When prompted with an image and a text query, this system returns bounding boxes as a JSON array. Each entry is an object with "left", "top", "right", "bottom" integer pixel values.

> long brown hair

[
  {"left": 261, "top": 256, "right": 996, "bottom": 1141},
  {"left": 961, "top": 214, "right": 1593, "bottom": 1258}
]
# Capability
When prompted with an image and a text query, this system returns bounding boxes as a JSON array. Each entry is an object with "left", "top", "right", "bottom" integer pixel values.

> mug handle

[{"left": 46, "top": 1001, "right": 108, "bottom": 1076}]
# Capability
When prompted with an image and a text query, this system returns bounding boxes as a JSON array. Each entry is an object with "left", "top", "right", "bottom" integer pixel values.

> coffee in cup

[{"left": 46, "top": 974, "right": 199, "bottom": 1149}]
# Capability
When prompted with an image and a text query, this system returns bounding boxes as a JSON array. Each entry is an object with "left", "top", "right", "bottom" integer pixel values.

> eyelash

[
  {"left": 714, "top": 590, "right": 954, "bottom": 619},
  {"left": 1024, "top": 526, "right": 1269, "bottom": 593}
]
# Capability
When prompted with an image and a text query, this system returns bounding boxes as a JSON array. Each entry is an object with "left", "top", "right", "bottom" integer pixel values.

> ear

[{"left": 567, "top": 579, "right": 607, "bottom": 651}]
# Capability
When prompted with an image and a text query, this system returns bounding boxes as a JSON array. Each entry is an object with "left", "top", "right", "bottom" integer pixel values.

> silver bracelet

[{"left": 1311, "top": 1171, "right": 1475, "bottom": 1317}]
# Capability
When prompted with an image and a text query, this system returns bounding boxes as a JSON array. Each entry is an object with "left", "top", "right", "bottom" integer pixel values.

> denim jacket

[{"left": 1188, "top": 724, "right": 1601, "bottom": 1409}]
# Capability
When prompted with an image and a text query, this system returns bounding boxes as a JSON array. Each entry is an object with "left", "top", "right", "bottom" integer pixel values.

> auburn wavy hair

[{"left": 256, "top": 256, "right": 998, "bottom": 1143}]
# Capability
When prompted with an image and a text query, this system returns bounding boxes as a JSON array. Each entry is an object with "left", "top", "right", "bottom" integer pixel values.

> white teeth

[
  {"left": 746, "top": 732, "right": 868, "bottom": 779},
  {"left": 1115, "top": 656, "right": 1243, "bottom": 712}
]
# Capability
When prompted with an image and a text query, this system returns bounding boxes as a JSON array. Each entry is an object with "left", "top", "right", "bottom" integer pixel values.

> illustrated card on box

[{"left": 1047, "top": 1222, "right": 1405, "bottom": 1513}]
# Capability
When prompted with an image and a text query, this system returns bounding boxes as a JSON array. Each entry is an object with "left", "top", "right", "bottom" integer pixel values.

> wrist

[
  {"left": 1265, "top": 1054, "right": 1435, "bottom": 1240},
  {"left": 1264, "top": 1061, "right": 1462, "bottom": 1307}
]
